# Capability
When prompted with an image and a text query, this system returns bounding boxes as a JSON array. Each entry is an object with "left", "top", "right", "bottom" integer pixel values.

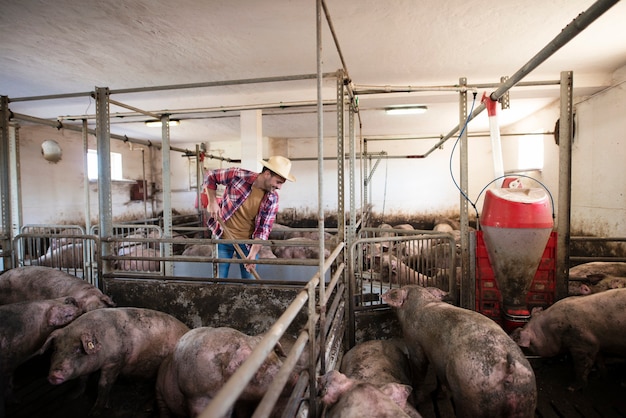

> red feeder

[{"left": 480, "top": 187, "right": 553, "bottom": 326}]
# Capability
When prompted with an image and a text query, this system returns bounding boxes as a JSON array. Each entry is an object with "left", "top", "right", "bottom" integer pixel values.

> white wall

[{"left": 10, "top": 66, "right": 626, "bottom": 237}]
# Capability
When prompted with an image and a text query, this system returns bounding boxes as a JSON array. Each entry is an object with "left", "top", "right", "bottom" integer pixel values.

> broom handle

[{"left": 206, "top": 188, "right": 262, "bottom": 280}]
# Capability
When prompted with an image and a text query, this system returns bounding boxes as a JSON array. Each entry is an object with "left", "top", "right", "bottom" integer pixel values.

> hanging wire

[
  {"left": 449, "top": 92, "right": 480, "bottom": 218},
  {"left": 381, "top": 156, "right": 389, "bottom": 221},
  {"left": 447, "top": 91, "right": 555, "bottom": 227}
]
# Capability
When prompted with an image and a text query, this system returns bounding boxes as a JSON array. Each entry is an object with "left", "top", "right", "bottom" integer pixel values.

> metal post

[
  {"left": 161, "top": 114, "right": 173, "bottom": 276},
  {"left": 336, "top": 70, "right": 346, "bottom": 248},
  {"left": 1, "top": 96, "right": 15, "bottom": 268},
  {"left": 556, "top": 71, "right": 574, "bottom": 301},
  {"left": 458, "top": 78, "right": 472, "bottom": 309},
  {"left": 95, "top": 87, "right": 114, "bottom": 280}
]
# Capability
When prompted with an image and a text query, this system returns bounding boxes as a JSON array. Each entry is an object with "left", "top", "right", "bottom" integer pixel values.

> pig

[
  {"left": 116, "top": 245, "right": 161, "bottom": 272},
  {"left": 37, "top": 307, "right": 190, "bottom": 415},
  {"left": 0, "top": 266, "right": 115, "bottom": 313},
  {"left": 568, "top": 274, "right": 626, "bottom": 296},
  {"left": 181, "top": 244, "right": 214, "bottom": 257},
  {"left": 36, "top": 242, "right": 84, "bottom": 269},
  {"left": 318, "top": 370, "right": 416, "bottom": 418},
  {"left": 155, "top": 326, "right": 288, "bottom": 418},
  {"left": 511, "top": 288, "right": 626, "bottom": 391},
  {"left": 372, "top": 254, "right": 435, "bottom": 286},
  {"left": 0, "top": 297, "right": 82, "bottom": 414},
  {"left": 382, "top": 285, "right": 537, "bottom": 418},
  {"left": 569, "top": 261, "right": 626, "bottom": 281},
  {"left": 272, "top": 237, "right": 330, "bottom": 259},
  {"left": 340, "top": 339, "right": 423, "bottom": 416}
]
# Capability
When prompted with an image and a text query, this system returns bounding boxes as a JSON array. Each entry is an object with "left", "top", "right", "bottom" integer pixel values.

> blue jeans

[{"left": 217, "top": 243, "right": 257, "bottom": 279}]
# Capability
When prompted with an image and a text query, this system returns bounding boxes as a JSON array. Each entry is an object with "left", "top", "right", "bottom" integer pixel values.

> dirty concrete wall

[
  {"left": 103, "top": 277, "right": 307, "bottom": 337},
  {"left": 570, "top": 72, "right": 626, "bottom": 238},
  {"left": 16, "top": 125, "right": 200, "bottom": 226}
]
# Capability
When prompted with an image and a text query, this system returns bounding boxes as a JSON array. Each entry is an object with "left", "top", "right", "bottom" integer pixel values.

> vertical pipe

[
  {"left": 82, "top": 119, "right": 92, "bottom": 234},
  {"left": 8, "top": 124, "right": 22, "bottom": 267},
  {"left": 161, "top": 114, "right": 173, "bottom": 276},
  {"left": 347, "top": 98, "right": 357, "bottom": 348},
  {"left": 0, "top": 96, "right": 12, "bottom": 268},
  {"left": 458, "top": 78, "right": 472, "bottom": 309},
  {"left": 310, "top": 2, "right": 324, "bottom": 417},
  {"left": 95, "top": 87, "right": 113, "bottom": 280},
  {"left": 82, "top": 119, "right": 93, "bottom": 280},
  {"left": 556, "top": 71, "right": 573, "bottom": 301}
]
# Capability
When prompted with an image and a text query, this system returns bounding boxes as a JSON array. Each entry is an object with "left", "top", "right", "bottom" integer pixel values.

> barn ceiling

[{"left": 1, "top": 0, "right": 625, "bottom": 147}]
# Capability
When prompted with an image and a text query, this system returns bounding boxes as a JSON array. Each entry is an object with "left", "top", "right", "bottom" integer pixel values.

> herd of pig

[
  {"left": 29, "top": 225, "right": 335, "bottom": 272},
  {"left": 2, "top": 260, "right": 626, "bottom": 418},
  {"left": 319, "top": 260, "right": 626, "bottom": 417},
  {"left": 0, "top": 266, "right": 302, "bottom": 418}
]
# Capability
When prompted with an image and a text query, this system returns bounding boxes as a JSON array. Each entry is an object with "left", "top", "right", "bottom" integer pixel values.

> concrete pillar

[{"left": 240, "top": 110, "right": 263, "bottom": 171}]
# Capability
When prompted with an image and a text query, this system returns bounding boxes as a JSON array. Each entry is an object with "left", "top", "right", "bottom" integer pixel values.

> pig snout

[{"left": 48, "top": 369, "right": 69, "bottom": 385}]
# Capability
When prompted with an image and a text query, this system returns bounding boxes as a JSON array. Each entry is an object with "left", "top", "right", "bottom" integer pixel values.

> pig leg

[
  {"left": 91, "top": 366, "right": 122, "bottom": 414},
  {"left": 568, "top": 346, "right": 599, "bottom": 391},
  {"left": 188, "top": 396, "right": 233, "bottom": 418}
]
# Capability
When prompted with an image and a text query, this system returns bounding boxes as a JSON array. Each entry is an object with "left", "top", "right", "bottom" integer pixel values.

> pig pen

[
  {"left": 6, "top": 223, "right": 347, "bottom": 418},
  {"left": 5, "top": 224, "right": 626, "bottom": 417}
]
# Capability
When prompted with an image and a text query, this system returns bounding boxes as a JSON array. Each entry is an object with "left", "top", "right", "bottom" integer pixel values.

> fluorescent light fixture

[
  {"left": 385, "top": 105, "right": 428, "bottom": 115},
  {"left": 145, "top": 119, "right": 180, "bottom": 127}
]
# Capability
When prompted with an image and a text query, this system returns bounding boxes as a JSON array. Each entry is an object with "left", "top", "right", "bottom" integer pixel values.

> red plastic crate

[{"left": 475, "top": 231, "right": 557, "bottom": 325}]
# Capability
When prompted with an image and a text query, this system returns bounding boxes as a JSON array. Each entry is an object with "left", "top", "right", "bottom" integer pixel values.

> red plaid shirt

[{"left": 203, "top": 167, "right": 279, "bottom": 240}]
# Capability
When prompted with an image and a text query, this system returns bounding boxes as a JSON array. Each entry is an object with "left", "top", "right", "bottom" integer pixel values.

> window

[
  {"left": 88, "top": 149, "right": 123, "bottom": 180},
  {"left": 517, "top": 135, "right": 544, "bottom": 171}
]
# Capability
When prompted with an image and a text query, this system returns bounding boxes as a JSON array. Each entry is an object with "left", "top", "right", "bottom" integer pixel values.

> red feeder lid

[{"left": 481, "top": 188, "right": 553, "bottom": 229}]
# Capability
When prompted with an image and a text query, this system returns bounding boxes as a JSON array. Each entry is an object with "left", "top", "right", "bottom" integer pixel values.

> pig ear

[
  {"left": 101, "top": 294, "right": 116, "bottom": 307},
  {"left": 586, "top": 273, "right": 606, "bottom": 284},
  {"left": 80, "top": 333, "right": 101, "bottom": 355},
  {"left": 273, "top": 341, "right": 287, "bottom": 358},
  {"left": 36, "top": 330, "right": 58, "bottom": 356},
  {"left": 530, "top": 307, "right": 544, "bottom": 316},
  {"left": 380, "top": 382, "right": 411, "bottom": 409}
]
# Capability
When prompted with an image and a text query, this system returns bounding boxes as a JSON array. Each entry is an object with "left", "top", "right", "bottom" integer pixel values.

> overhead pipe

[
  {"left": 421, "top": 0, "right": 620, "bottom": 159},
  {"left": 10, "top": 112, "right": 193, "bottom": 154},
  {"left": 353, "top": 79, "right": 560, "bottom": 95},
  {"left": 58, "top": 98, "right": 340, "bottom": 123}
]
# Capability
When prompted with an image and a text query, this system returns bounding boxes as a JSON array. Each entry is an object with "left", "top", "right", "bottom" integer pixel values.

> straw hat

[{"left": 260, "top": 155, "right": 296, "bottom": 182}]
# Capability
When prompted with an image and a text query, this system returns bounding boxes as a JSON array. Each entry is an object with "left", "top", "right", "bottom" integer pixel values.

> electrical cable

[
  {"left": 449, "top": 92, "right": 479, "bottom": 218},
  {"left": 447, "top": 91, "right": 555, "bottom": 227}
]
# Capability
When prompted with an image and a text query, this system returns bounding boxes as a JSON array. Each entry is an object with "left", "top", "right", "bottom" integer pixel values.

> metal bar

[
  {"left": 321, "top": 0, "right": 349, "bottom": 77},
  {"left": 252, "top": 330, "right": 309, "bottom": 418},
  {"left": 10, "top": 112, "right": 192, "bottom": 154},
  {"left": 489, "top": 0, "right": 620, "bottom": 102},
  {"left": 421, "top": 0, "right": 620, "bottom": 159},
  {"left": 198, "top": 286, "right": 312, "bottom": 418},
  {"left": 1, "top": 96, "right": 14, "bottom": 268},
  {"left": 161, "top": 114, "right": 173, "bottom": 276},
  {"left": 352, "top": 79, "right": 560, "bottom": 95},
  {"left": 108, "top": 98, "right": 160, "bottom": 119},
  {"left": 95, "top": 87, "right": 113, "bottom": 278},
  {"left": 556, "top": 71, "right": 574, "bottom": 301},
  {"left": 459, "top": 77, "right": 472, "bottom": 310},
  {"left": 110, "top": 72, "right": 338, "bottom": 95}
]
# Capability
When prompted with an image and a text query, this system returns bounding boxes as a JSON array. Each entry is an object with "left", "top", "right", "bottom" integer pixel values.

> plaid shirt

[{"left": 203, "top": 167, "right": 279, "bottom": 240}]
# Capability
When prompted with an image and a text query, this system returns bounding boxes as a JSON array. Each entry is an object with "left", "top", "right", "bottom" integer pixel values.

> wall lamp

[
  {"left": 385, "top": 105, "right": 428, "bottom": 115},
  {"left": 145, "top": 119, "right": 181, "bottom": 127}
]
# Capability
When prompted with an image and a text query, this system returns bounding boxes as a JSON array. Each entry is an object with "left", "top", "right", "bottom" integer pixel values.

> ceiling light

[
  {"left": 145, "top": 119, "right": 180, "bottom": 127},
  {"left": 385, "top": 106, "right": 428, "bottom": 115}
]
